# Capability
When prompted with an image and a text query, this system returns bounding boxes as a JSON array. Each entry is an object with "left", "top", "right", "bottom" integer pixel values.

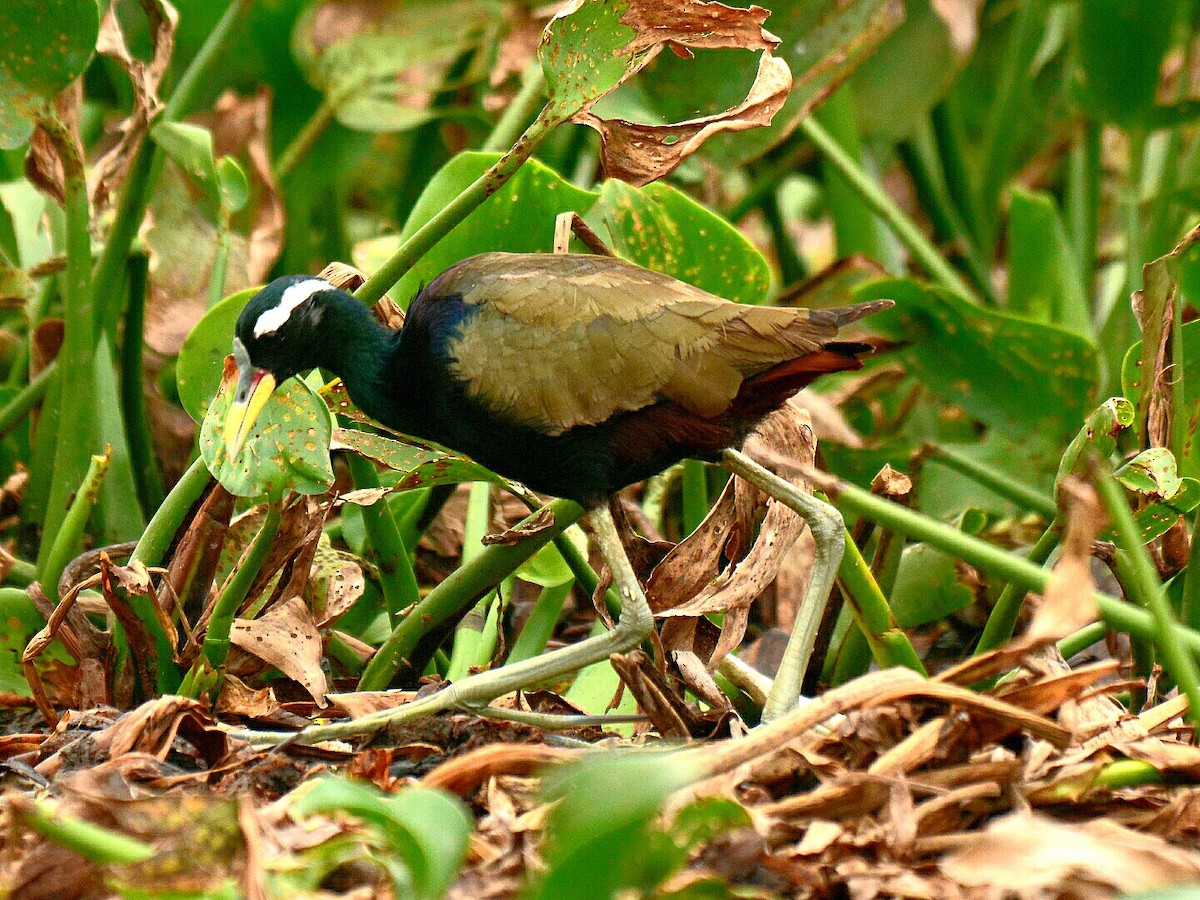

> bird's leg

[{"left": 721, "top": 448, "right": 845, "bottom": 724}]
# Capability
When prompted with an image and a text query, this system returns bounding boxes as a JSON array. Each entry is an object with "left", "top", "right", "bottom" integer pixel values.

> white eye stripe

[{"left": 253, "top": 279, "right": 329, "bottom": 337}]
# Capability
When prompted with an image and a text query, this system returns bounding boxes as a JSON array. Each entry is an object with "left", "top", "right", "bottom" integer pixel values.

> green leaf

[
  {"left": 0, "top": 0, "right": 99, "bottom": 147},
  {"left": 151, "top": 121, "right": 221, "bottom": 206},
  {"left": 177, "top": 287, "right": 259, "bottom": 423},
  {"left": 1132, "top": 477, "right": 1200, "bottom": 544},
  {"left": 1007, "top": 188, "right": 1093, "bottom": 339},
  {"left": 1056, "top": 397, "right": 1136, "bottom": 488},
  {"left": 1073, "top": 0, "right": 1177, "bottom": 129},
  {"left": 334, "top": 428, "right": 500, "bottom": 491},
  {"left": 199, "top": 360, "right": 334, "bottom": 498},
  {"left": 849, "top": 0, "right": 959, "bottom": 142},
  {"left": 292, "top": 0, "right": 502, "bottom": 133},
  {"left": 1116, "top": 448, "right": 1183, "bottom": 500},
  {"left": 889, "top": 543, "right": 976, "bottom": 628},
  {"left": 292, "top": 778, "right": 472, "bottom": 900},
  {"left": 539, "top": 0, "right": 646, "bottom": 122},
  {"left": 516, "top": 528, "right": 585, "bottom": 589},
  {"left": 0, "top": 587, "right": 72, "bottom": 696},
  {"left": 638, "top": 0, "right": 902, "bottom": 167},
  {"left": 589, "top": 180, "right": 769, "bottom": 304},
  {"left": 859, "top": 278, "right": 1099, "bottom": 442},
  {"left": 216, "top": 156, "right": 249, "bottom": 213},
  {"left": 355, "top": 151, "right": 597, "bottom": 305},
  {"left": 529, "top": 753, "right": 699, "bottom": 900}
]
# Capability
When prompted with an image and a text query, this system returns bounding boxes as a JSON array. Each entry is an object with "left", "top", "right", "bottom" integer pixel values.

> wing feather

[{"left": 434, "top": 253, "right": 850, "bottom": 435}]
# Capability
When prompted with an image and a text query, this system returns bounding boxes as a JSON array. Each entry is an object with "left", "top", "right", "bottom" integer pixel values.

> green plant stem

[
  {"left": 976, "top": 0, "right": 1046, "bottom": 256},
  {"left": 447, "top": 482, "right": 496, "bottom": 680},
  {"left": 974, "top": 521, "right": 1060, "bottom": 655},
  {"left": 1101, "top": 128, "right": 1148, "bottom": 391},
  {"left": 834, "top": 530, "right": 927, "bottom": 675},
  {"left": 680, "top": 460, "right": 709, "bottom": 536},
  {"left": 0, "top": 364, "right": 53, "bottom": 439},
  {"left": 1182, "top": 512, "right": 1200, "bottom": 630},
  {"left": 923, "top": 445, "right": 1058, "bottom": 520},
  {"left": 130, "top": 456, "right": 211, "bottom": 567},
  {"left": 508, "top": 580, "right": 573, "bottom": 664},
  {"left": 346, "top": 454, "right": 421, "bottom": 624},
  {"left": 359, "top": 499, "right": 584, "bottom": 690},
  {"left": 930, "top": 99, "right": 980, "bottom": 246},
  {"left": 816, "top": 86, "right": 887, "bottom": 262},
  {"left": 39, "top": 451, "right": 109, "bottom": 600},
  {"left": 1057, "top": 621, "right": 1107, "bottom": 661},
  {"left": 1065, "top": 120, "right": 1101, "bottom": 301},
  {"left": 198, "top": 499, "right": 282, "bottom": 673},
  {"left": 482, "top": 62, "right": 546, "bottom": 153},
  {"left": 37, "top": 109, "right": 97, "bottom": 574},
  {"left": 208, "top": 215, "right": 231, "bottom": 308},
  {"left": 354, "top": 108, "right": 557, "bottom": 305},
  {"left": 1147, "top": 1, "right": 1197, "bottom": 257},
  {"left": 17, "top": 799, "right": 155, "bottom": 865},
  {"left": 273, "top": 98, "right": 338, "bottom": 182},
  {"left": 92, "top": 0, "right": 251, "bottom": 334},
  {"left": 119, "top": 253, "right": 164, "bottom": 514},
  {"left": 1095, "top": 468, "right": 1200, "bottom": 726},
  {"left": 798, "top": 116, "right": 975, "bottom": 299},
  {"left": 812, "top": 468, "right": 1200, "bottom": 661}
]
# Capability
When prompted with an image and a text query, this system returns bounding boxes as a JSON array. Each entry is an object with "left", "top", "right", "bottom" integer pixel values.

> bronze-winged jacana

[{"left": 223, "top": 251, "right": 891, "bottom": 717}]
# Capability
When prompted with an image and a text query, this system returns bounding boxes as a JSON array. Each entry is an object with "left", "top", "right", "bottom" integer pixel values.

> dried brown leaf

[
  {"left": 1025, "top": 478, "right": 1103, "bottom": 645},
  {"left": 577, "top": 53, "right": 792, "bottom": 186},
  {"left": 230, "top": 596, "right": 329, "bottom": 706}
]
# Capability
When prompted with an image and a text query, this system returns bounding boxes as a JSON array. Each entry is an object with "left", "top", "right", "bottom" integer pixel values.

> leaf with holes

[
  {"left": 0, "top": 0, "right": 100, "bottom": 148},
  {"left": 200, "top": 356, "right": 334, "bottom": 499},
  {"left": 334, "top": 428, "right": 501, "bottom": 496}
]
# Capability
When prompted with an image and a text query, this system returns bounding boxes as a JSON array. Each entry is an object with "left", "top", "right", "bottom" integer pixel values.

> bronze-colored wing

[{"left": 429, "top": 252, "right": 886, "bottom": 436}]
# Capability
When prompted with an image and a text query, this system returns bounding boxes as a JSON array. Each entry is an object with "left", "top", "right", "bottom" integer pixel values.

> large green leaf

[
  {"left": 177, "top": 287, "right": 259, "bottom": 423},
  {"left": 858, "top": 278, "right": 1098, "bottom": 441},
  {"left": 850, "top": 0, "right": 960, "bottom": 142},
  {"left": 292, "top": 0, "right": 502, "bottom": 133},
  {"left": 1073, "top": 0, "right": 1177, "bottom": 130},
  {"left": 638, "top": 0, "right": 902, "bottom": 167},
  {"left": 1007, "top": 188, "right": 1092, "bottom": 339},
  {"left": 199, "top": 360, "right": 334, "bottom": 498},
  {"left": 540, "top": 0, "right": 645, "bottom": 122},
  {"left": 0, "top": 0, "right": 99, "bottom": 148},
  {"left": 589, "top": 180, "right": 770, "bottom": 304},
  {"left": 355, "top": 151, "right": 597, "bottom": 305},
  {"left": 291, "top": 778, "right": 472, "bottom": 900}
]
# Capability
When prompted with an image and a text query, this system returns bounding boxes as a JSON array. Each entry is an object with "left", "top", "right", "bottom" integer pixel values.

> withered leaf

[{"left": 230, "top": 595, "right": 328, "bottom": 706}]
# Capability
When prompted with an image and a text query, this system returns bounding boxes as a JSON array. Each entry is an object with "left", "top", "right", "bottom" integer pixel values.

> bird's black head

[{"left": 234, "top": 275, "right": 342, "bottom": 384}]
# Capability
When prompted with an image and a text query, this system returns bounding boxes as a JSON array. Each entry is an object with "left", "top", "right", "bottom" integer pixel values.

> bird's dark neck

[{"left": 310, "top": 292, "right": 412, "bottom": 430}]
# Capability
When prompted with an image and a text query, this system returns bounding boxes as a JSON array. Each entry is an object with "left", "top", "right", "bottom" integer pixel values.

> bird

[{"left": 224, "top": 251, "right": 891, "bottom": 506}]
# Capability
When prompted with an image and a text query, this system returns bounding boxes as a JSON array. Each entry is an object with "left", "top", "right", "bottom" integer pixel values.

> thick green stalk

[
  {"left": 119, "top": 253, "right": 164, "bottom": 514},
  {"left": 835, "top": 532, "right": 926, "bottom": 675},
  {"left": 447, "top": 482, "right": 496, "bottom": 680},
  {"left": 974, "top": 522, "right": 1060, "bottom": 654},
  {"left": 814, "top": 468, "right": 1200, "bottom": 660},
  {"left": 508, "top": 580, "right": 573, "bottom": 664},
  {"left": 38, "top": 110, "right": 97, "bottom": 574},
  {"left": 923, "top": 445, "right": 1057, "bottom": 520},
  {"left": 1183, "top": 513, "right": 1200, "bottom": 629},
  {"left": 354, "top": 108, "right": 556, "bottom": 305},
  {"left": 799, "top": 117, "right": 975, "bottom": 299},
  {"left": 1096, "top": 470, "right": 1200, "bottom": 726},
  {"left": 345, "top": 454, "right": 420, "bottom": 623},
  {"left": 359, "top": 498, "right": 584, "bottom": 690},
  {"left": 1064, "top": 120, "right": 1101, "bottom": 301},
  {"left": 39, "top": 451, "right": 108, "bottom": 600},
  {"left": 816, "top": 86, "right": 887, "bottom": 262},
  {"left": 0, "top": 365, "right": 53, "bottom": 439},
  {"left": 930, "top": 99, "right": 981, "bottom": 246},
  {"left": 680, "top": 460, "right": 709, "bottom": 536},
  {"left": 130, "top": 456, "right": 211, "bottom": 567},
  {"left": 18, "top": 800, "right": 155, "bottom": 865},
  {"left": 197, "top": 499, "right": 282, "bottom": 674}
]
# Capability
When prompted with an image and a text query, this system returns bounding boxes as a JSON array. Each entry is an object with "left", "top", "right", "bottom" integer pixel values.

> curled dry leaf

[
  {"left": 1024, "top": 477, "right": 1102, "bottom": 646},
  {"left": 25, "top": 84, "right": 83, "bottom": 206},
  {"left": 230, "top": 595, "right": 329, "bottom": 706},
  {"left": 649, "top": 402, "right": 815, "bottom": 621},
  {"left": 578, "top": 54, "right": 792, "bottom": 187},
  {"left": 542, "top": 0, "right": 791, "bottom": 186},
  {"left": 92, "top": 0, "right": 178, "bottom": 207}
]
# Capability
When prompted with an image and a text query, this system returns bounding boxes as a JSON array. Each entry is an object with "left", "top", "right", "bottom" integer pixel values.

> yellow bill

[{"left": 225, "top": 337, "right": 277, "bottom": 460}]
